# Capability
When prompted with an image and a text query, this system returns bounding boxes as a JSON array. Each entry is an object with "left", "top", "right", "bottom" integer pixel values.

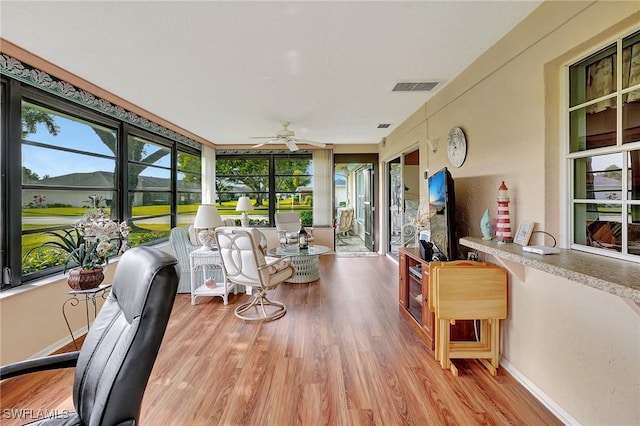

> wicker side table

[
  {"left": 189, "top": 249, "right": 236, "bottom": 305},
  {"left": 269, "top": 245, "right": 332, "bottom": 283}
]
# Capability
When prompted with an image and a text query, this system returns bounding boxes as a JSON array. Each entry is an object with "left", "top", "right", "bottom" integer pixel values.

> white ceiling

[{"left": 1, "top": 1, "right": 541, "bottom": 147}]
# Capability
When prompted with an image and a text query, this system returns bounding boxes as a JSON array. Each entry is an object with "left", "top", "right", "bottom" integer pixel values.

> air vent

[
  {"left": 392, "top": 81, "right": 440, "bottom": 92},
  {"left": 377, "top": 123, "right": 391, "bottom": 129}
]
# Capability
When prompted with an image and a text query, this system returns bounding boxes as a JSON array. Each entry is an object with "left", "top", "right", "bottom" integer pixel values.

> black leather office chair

[{"left": 0, "top": 246, "right": 179, "bottom": 426}]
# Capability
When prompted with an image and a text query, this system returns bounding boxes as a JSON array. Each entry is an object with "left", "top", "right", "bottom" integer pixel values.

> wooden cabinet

[{"left": 398, "top": 248, "right": 475, "bottom": 350}]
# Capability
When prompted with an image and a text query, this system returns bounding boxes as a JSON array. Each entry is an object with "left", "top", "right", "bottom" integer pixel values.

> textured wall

[{"left": 380, "top": 1, "right": 640, "bottom": 424}]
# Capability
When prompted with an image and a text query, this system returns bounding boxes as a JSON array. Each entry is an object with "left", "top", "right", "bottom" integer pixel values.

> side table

[
  {"left": 63, "top": 284, "right": 111, "bottom": 350},
  {"left": 189, "top": 249, "right": 237, "bottom": 305},
  {"left": 269, "top": 245, "right": 332, "bottom": 283}
]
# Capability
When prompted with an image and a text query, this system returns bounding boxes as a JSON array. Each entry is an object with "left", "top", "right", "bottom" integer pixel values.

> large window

[
  {"left": 177, "top": 150, "right": 202, "bottom": 226},
  {"left": 2, "top": 80, "right": 201, "bottom": 287},
  {"left": 126, "top": 134, "right": 172, "bottom": 243},
  {"left": 215, "top": 153, "right": 313, "bottom": 226},
  {"left": 567, "top": 29, "right": 640, "bottom": 261}
]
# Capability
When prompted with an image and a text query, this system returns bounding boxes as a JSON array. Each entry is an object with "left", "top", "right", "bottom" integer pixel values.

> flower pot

[{"left": 67, "top": 267, "right": 104, "bottom": 291}]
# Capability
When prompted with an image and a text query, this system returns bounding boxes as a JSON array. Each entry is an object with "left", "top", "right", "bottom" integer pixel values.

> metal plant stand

[{"left": 62, "top": 284, "right": 111, "bottom": 350}]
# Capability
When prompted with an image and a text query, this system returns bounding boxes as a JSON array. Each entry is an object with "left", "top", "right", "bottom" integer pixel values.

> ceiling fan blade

[
  {"left": 252, "top": 142, "right": 268, "bottom": 148},
  {"left": 285, "top": 139, "right": 299, "bottom": 152},
  {"left": 250, "top": 136, "right": 278, "bottom": 139},
  {"left": 290, "top": 136, "right": 326, "bottom": 148},
  {"left": 304, "top": 140, "right": 327, "bottom": 148}
]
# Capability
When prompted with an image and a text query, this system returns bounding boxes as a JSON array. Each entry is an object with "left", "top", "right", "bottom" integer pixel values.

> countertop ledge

[{"left": 460, "top": 237, "right": 640, "bottom": 303}]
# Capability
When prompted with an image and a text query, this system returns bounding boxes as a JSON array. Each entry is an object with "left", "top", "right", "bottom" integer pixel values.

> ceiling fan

[{"left": 251, "top": 121, "right": 326, "bottom": 151}]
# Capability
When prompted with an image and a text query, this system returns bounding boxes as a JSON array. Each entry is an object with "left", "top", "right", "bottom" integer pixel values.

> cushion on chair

[
  {"left": 266, "top": 266, "right": 295, "bottom": 287},
  {"left": 264, "top": 256, "right": 292, "bottom": 274}
]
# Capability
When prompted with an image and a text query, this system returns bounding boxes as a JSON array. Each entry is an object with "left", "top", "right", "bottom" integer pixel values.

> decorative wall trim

[{"left": 0, "top": 53, "right": 201, "bottom": 150}]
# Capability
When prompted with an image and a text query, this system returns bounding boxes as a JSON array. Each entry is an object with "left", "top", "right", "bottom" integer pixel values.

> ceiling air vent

[
  {"left": 392, "top": 81, "right": 440, "bottom": 92},
  {"left": 377, "top": 123, "right": 391, "bottom": 129}
]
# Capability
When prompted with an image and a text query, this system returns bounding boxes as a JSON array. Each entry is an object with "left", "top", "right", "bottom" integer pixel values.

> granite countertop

[{"left": 460, "top": 236, "right": 640, "bottom": 303}]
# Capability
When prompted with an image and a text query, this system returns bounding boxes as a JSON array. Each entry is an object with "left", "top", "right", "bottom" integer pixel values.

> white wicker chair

[
  {"left": 275, "top": 212, "right": 314, "bottom": 247},
  {"left": 214, "top": 227, "right": 294, "bottom": 321},
  {"left": 169, "top": 226, "right": 203, "bottom": 293},
  {"left": 169, "top": 220, "right": 264, "bottom": 293},
  {"left": 335, "top": 207, "right": 354, "bottom": 244}
]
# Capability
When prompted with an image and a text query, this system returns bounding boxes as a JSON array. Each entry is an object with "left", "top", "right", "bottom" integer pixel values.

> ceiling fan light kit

[{"left": 251, "top": 121, "right": 326, "bottom": 151}]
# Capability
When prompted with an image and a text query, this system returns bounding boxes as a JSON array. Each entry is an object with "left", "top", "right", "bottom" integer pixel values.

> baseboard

[
  {"left": 30, "top": 325, "right": 87, "bottom": 359},
  {"left": 500, "top": 358, "right": 580, "bottom": 426}
]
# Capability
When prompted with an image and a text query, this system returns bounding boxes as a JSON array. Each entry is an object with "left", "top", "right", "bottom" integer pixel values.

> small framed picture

[{"left": 514, "top": 221, "right": 535, "bottom": 246}]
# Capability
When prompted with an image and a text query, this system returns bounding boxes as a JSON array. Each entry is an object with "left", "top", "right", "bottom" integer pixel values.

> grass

[{"left": 21, "top": 199, "right": 313, "bottom": 257}]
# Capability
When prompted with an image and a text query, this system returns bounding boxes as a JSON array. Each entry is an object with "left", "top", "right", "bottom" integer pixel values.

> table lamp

[
  {"left": 236, "top": 196, "right": 252, "bottom": 228},
  {"left": 193, "top": 204, "right": 223, "bottom": 250}
]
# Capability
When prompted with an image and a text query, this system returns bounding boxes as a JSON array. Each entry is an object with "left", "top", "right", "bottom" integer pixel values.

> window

[
  {"left": 215, "top": 153, "right": 313, "bottom": 226},
  {"left": 177, "top": 149, "right": 202, "bottom": 226},
  {"left": 126, "top": 134, "right": 172, "bottom": 245},
  {"left": 2, "top": 79, "right": 201, "bottom": 287},
  {"left": 567, "top": 29, "right": 640, "bottom": 261},
  {"left": 21, "top": 100, "right": 119, "bottom": 280}
]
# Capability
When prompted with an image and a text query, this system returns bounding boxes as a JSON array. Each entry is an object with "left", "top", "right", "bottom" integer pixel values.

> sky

[{"left": 23, "top": 109, "right": 168, "bottom": 179}]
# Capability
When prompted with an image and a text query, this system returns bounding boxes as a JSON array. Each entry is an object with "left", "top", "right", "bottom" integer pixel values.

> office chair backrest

[{"left": 73, "top": 246, "right": 179, "bottom": 426}]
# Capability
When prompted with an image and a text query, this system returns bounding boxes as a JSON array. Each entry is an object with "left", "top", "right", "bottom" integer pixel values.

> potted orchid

[{"left": 35, "top": 210, "right": 130, "bottom": 290}]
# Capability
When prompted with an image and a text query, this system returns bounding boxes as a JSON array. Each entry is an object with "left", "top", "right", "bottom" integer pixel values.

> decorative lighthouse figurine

[{"left": 495, "top": 181, "right": 513, "bottom": 243}]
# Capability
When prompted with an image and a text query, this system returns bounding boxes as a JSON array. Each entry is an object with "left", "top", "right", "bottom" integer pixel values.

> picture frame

[{"left": 514, "top": 221, "right": 535, "bottom": 246}]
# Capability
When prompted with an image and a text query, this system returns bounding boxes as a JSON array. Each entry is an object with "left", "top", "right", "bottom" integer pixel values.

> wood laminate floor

[{"left": 0, "top": 255, "right": 561, "bottom": 425}]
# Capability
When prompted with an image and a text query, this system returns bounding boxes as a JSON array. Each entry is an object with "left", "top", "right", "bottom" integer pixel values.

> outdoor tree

[
  {"left": 22, "top": 104, "right": 59, "bottom": 137},
  {"left": 22, "top": 104, "right": 171, "bottom": 228},
  {"left": 22, "top": 166, "right": 41, "bottom": 183},
  {"left": 215, "top": 158, "right": 311, "bottom": 206},
  {"left": 177, "top": 152, "right": 201, "bottom": 184},
  {"left": 603, "top": 164, "right": 622, "bottom": 181}
]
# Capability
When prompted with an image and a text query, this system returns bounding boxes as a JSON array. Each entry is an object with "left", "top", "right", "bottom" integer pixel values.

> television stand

[{"left": 398, "top": 248, "right": 476, "bottom": 350}]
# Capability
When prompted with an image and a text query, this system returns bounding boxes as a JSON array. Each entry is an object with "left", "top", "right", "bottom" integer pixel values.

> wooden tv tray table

[
  {"left": 429, "top": 260, "right": 507, "bottom": 376},
  {"left": 398, "top": 248, "right": 508, "bottom": 376}
]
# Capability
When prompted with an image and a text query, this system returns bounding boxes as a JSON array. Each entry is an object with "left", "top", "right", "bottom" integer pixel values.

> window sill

[
  {"left": 0, "top": 241, "right": 170, "bottom": 300},
  {"left": 460, "top": 236, "right": 640, "bottom": 303}
]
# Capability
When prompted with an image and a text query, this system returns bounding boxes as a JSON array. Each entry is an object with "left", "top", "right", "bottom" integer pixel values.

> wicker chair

[
  {"left": 169, "top": 219, "right": 257, "bottom": 293},
  {"left": 214, "top": 227, "right": 294, "bottom": 321},
  {"left": 275, "top": 212, "right": 314, "bottom": 247},
  {"left": 335, "top": 207, "right": 354, "bottom": 244}
]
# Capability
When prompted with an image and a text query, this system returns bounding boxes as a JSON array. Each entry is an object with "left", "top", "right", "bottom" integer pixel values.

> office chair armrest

[{"left": 0, "top": 351, "right": 79, "bottom": 380}]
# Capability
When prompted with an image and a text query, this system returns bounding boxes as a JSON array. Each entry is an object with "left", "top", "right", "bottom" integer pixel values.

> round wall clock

[{"left": 447, "top": 127, "right": 467, "bottom": 168}]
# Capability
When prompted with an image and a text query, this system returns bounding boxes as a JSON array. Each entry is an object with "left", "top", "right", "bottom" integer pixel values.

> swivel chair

[
  {"left": 0, "top": 247, "right": 179, "bottom": 425},
  {"left": 214, "top": 227, "right": 295, "bottom": 321}
]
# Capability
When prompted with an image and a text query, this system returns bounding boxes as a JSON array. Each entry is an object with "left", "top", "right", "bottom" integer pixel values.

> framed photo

[{"left": 514, "top": 221, "right": 534, "bottom": 245}]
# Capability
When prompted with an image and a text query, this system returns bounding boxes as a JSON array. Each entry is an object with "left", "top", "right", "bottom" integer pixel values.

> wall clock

[{"left": 447, "top": 127, "right": 467, "bottom": 168}]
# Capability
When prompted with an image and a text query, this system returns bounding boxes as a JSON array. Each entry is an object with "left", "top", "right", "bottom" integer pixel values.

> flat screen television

[{"left": 428, "top": 167, "right": 457, "bottom": 261}]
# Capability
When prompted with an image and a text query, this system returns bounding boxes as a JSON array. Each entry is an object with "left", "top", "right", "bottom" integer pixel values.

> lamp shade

[
  {"left": 236, "top": 196, "right": 252, "bottom": 212},
  {"left": 193, "top": 204, "right": 223, "bottom": 229}
]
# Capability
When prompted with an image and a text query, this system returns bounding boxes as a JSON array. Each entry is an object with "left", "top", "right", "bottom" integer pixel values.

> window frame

[
  {"left": 215, "top": 152, "right": 313, "bottom": 226},
  {"left": 1, "top": 77, "right": 201, "bottom": 289},
  {"left": 565, "top": 28, "right": 640, "bottom": 263}
]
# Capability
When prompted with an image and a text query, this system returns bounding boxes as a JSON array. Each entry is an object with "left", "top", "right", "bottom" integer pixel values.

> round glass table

[{"left": 269, "top": 245, "right": 332, "bottom": 283}]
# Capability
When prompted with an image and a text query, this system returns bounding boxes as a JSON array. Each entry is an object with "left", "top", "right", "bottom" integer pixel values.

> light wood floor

[{"left": 1, "top": 254, "right": 561, "bottom": 425}]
